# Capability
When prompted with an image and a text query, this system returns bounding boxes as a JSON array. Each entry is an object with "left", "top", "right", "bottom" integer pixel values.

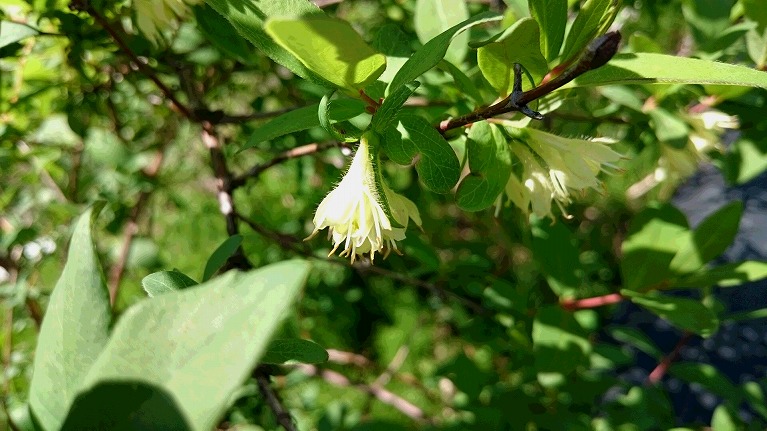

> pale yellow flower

[
  {"left": 308, "top": 136, "right": 420, "bottom": 263},
  {"left": 134, "top": 0, "right": 201, "bottom": 43},
  {"left": 499, "top": 128, "right": 622, "bottom": 219}
]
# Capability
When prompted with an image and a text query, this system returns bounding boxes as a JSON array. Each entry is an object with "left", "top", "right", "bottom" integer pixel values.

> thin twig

[
  {"left": 81, "top": 3, "right": 195, "bottom": 120},
  {"left": 372, "top": 345, "right": 409, "bottom": 388},
  {"left": 231, "top": 141, "right": 345, "bottom": 189},
  {"left": 646, "top": 332, "right": 693, "bottom": 385},
  {"left": 255, "top": 371, "right": 298, "bottom": 431},
  {"left": 560, "top": 293, "right": 624, "bottom": 310},
  {"left": 215, "top": 106, "right": 299, "bottom": 124},
  {"left": 296, "top": 364, "right": 431, "bottom": 424}
]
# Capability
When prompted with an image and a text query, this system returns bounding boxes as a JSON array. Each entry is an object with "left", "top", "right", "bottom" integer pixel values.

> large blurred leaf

[
  {"left": 29, "top": 205, "right": 111, "bottom": 431},
  {"left": 669, "top": 362, "right": 741, "bottom": 401},
  {"left": 529, "top": 0, "right": 567, "bottom": 61},
  {"left": 381, "top": 115, "right": 460, "bottom": 193},
  {"left": 668, "top": 201, "right": 743, "bottom": 274},
  {"left": 571, "top": 53, "right": 767, "bottom": 89},
  {"left": 204, "top": 0, "right": 334, "bottom": 88},
  {"left": 477, "top": 18, "right": 548, "bottom": 95},
  {"left": 265, "top": 16, "right": 386, "bottom": 92},
  {"left": 533, "top": 306, "right": 591, "bottom": 374},
  {"left": 621, "top": 290, "right": 719, "bottom": 336},
  {"left": 242, "top": 99, "right": 365, "bottom": 150},
  {"left": 456, "top": 122, "right": 512, "bottom": 211},
  {"left": 387, "top": 12, "right": 501, "bottom": 94},
  {"left": 649, "top": 108, "right": 690, "bottom": 150},
  {"left": 69, "top": 260, "right": 310, "bottom": 431},
  {"left": 621, "top": 204, "right": 690, "bottom": 291},
  {"left": 261, "top": 339, "right": 329, "bottom": 364},
  {"left": 414, "top": 0, "right": 470, "bottom": 65}
]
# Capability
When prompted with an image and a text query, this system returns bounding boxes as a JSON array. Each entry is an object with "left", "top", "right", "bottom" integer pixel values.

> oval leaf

[
  {"left": 266, "top": 16, "right": 386, "bottom": 92},
  {"left": 621, "top": 290, "right": 719, "bottom": 337},
  {"left": 381, "top": 115, "right": 460, "bottom": 193},
  {"left": 142, "top": 270, "right": 199, "bottom": 297},
  {"left": 456, "top": 122, "right": 512, "bottom": 211}
]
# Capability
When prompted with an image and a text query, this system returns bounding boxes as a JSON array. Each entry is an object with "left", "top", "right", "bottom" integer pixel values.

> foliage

[{"left": 2, "top": 0, "right": 767, "bottom": 430}]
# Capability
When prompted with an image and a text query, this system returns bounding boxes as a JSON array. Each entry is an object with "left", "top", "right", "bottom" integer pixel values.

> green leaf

[
  {"left": 261, "top": 339, "right": 329, "bottom": 364},
  {"left": 669, "top": 261, "right": 767, "bottom": 289},
  {"left": 0, "top": 21, "right": 39, "bottom": 49},
  {"left": 202, "top": 234, "right": 243, "bottom": 281},
  {"left": 742, "top": 0, "right": 767, "bottom": 32},
  {"left": 711, "top": 403, "right": 741, "bottom": 431},
  {"left": 621, "top": 204, "right": 690, "bottom": 291},
  {"left": 743, "top": 381, "right": 767, "bottom": 421},
  {"left": 68, "top": 260, "right": 310, "bottom": 431},
  {"left": 529, "top": 0, "right": 567, "bottom": 61},
  {"left": 193, "top": 4, "right": 253, "bottom": 63},
  {"left": 669, "top": 201, "right": 743, "bottom": 274},
  {"left": 387, "top": 11, "right": 502, "bottom": 95},
  {"left": 242, "top": 99, "right": 365, "bottom": 150},
  {"left": 607, "top": 326, "right": 663, "bottom": 359},
  {"left": 531, "top": 220, "right": 583, "bottom": 299},
  {"left": 29, "top": 205, "right": 111, "bottom": 431},
  {"left": 560, "top": 0, "right": 619, "bottom": 63},
  {"left": 669, "top": 362, "right": 741, "bottom": 401},
  {"left": 61, "top": 382, "right": 192, "bottom": 431},
  {"left": 477, "top": 18, "right": 549, "bottom": 96},
  {"left": 371, "top": 81, "right": 420, "bottom": 134},
  {"left": 318, "top": 91, "right": 362, "bottom": 142},
  {"left": 414, "top": 0, "right": 470, "bottom": 65},
  {"left": 381, "top": 115, "right": 460, "bottom": 193},
  {"left": 439, "top": 60, "right": 484, "bottom": 104},
  {"left": 649, "top": 108, "right": 690, "bottom": 149},
  {"left": 265, "top": 16, "right": 386, "bottom": 93},
  {"left": 142, "top": 271, "right": 199, "bottom": 297},
  {"left": 621, "top": 290, "right": 719, "bottom": 337},
  {"left": 532, "top": 306, "right": 592, "bottom": 374},
  {"left": 204, "top": 0, "right": 334, "bottom": 88},
  {"left": 456, "top": 122, "right": 512, "bottom": 211},
  {"left": 571, "top": 53, "right": 767, "bottom": 89}
]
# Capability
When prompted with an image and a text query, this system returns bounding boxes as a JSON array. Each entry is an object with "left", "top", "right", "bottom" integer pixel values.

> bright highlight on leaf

[{"left": 265, "top": 16, "right": 386, "bottom": 93}]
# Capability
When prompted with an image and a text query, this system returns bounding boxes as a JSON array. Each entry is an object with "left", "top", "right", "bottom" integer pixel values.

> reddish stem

[
  {"left": 560, "top": 293, "right": 624, "bottom": 310},
  {"left": 647, "top": 332, "right": 693, "bottom": 385}
]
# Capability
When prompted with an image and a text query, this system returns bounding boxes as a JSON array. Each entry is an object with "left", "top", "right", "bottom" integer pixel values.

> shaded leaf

[
  {"left": 381, "top": 115, "right": 460, "bottom": 193},
  {"left": 533, "top": 306, "right": 592, "bottom": 374},
  {"left": 621, "top": 290, "right": 719, "bottom": 337},
  {"left": 261, "top": 339, "right": 329, "bottom": 364},
  {"left": 142, "top": 271, "right": 199, "bottom": 297},
  {"left": 371, "top": 81, "right": 420, "bottom": 134},
  {"left": 414, "top": 0, "right": 470, "bottom": 64},
  {"left": 560, "top": 0, "right": 619, "bottom": 63},
  {"left": 202, "top": 234, "right": 243, "bottom": 281},
  {"left": 668, "top": 261, "right": 767, "bottom": 288},
  {"left": 456, "top": 122, "right": 512, "bottom": 211},
  {"left": 529, "top": 0, "right": 567, "bottom": 61},
  {"left": 531, "top": 220, "right": 583, "bottom": 299}
]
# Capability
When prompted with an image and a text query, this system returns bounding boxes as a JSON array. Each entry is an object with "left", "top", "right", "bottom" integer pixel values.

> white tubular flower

[
  {"left": 500, "top": 129, "right": 622, "bottom": 219},
  {"left": 134, "top": 0, "right": 200, "bottom": 44},
  {"left": 308, "top": 135, "right": 421, "bottom": 263},
  {"left": 651, "top": 109, "right": 738, "bottom": 199}
]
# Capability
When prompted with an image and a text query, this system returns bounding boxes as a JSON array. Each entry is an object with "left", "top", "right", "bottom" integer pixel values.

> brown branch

[
  {"left": 646, "top": 332, "right": 693, "bottom": 385},
  {"left": 560, "top": 293, "right": 624, "bottom": 310},
  {"left": 255, "top": 370, "right": 298, "bottom": 431},
  {"left": 107, "top": 150, "right": 166, "bottom": 305},
  {"left": 438, "top": 31, "right": 621, "bottom": 134},
  {"left": 231, "top": 142, "right": 345, "bottom": 189},
  {"left": 295, "top": 364, "right": 432, "bottom": 424},
  {"left": 80, "top": 3, "right": 195, "bottom": 120}
]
